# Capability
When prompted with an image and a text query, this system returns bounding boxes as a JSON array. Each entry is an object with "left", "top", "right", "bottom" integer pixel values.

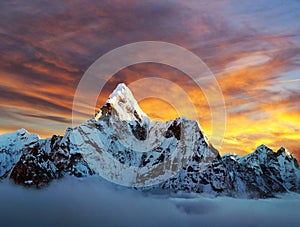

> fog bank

[{"left": 0, "top": 177, "right": 299, "bottom": 227}]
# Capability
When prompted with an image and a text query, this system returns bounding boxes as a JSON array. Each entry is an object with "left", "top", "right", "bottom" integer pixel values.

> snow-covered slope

[
  {"left": 70, "top": 83, "right": 218, "bottom": 187},
  {"left": 221, "top": 145, "right": 300, "bottom": 197},
  {"left": 9, "top": 128, "right": 94, "bottom": 187},
  {"left": 95, "top": 83, "right": 150, "bottom": 126},
  {"left": 0, "top": 129, "right": 39, "bottom": 178},
  {"left": 0, "top": 83, "right": 299, "bottom": 198}
]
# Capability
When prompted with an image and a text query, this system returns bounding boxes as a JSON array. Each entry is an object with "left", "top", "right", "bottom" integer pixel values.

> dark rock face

[
  {"left": 10, "top": 146, "right": 59, "bottom": 188},
  {"left": 222, "top": 145, "right": 300, "bottom": 197},
  {"left": 130, "top": 123, "right": 148, "bottom": 141},
  {"left": 9, "top": 130, "right": 94, "bottom": 188},
  {"left": 164, "top": 120, "right": 181, "bottom": 140},
  {"left": 161, "top": 145, "right": 231, "bottom": 194},
  {"left": 100, "top": 103, "right": 113, "bottom": 117},
  {"left": 161, "top": 144, "right": 300, "bottom": 198},
  {"left": 0, "top": 129, "right": 39, "bottom": 178}
]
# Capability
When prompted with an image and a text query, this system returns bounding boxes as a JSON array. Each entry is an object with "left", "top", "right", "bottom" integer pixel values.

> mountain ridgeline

[{"left": 0, "top": 83, "right": 299, "bottom": 198}]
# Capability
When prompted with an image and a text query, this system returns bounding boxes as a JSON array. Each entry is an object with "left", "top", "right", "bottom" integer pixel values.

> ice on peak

[
  {"left": 107, "top": 83, "right": 138, "bottom": 107},
  {"left": 0, "top": 128, "right": 29, "bottom": 140},
  {"left": 109, "top": 83, "right": 131, "bottom": 98},
  {"left": 17, "top": 128, "right": 29, "bottom": 135},
  {"left": 96, "top": 83, "right": 150, "bottom": 125}
]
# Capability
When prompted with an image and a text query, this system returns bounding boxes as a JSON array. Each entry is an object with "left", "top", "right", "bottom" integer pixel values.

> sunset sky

[{"left": 0, "top": 0, "right": 299, "bottom": 158}]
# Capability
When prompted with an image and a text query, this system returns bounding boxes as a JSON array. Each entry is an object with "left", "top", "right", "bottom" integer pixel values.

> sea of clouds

[{"left": 0, "top": 177, "right": 299, "bottom": 227}]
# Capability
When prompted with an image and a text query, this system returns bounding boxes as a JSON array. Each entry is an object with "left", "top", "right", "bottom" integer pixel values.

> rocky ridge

[{"left": 0, "top": 83, "right": 299, "bottom": 198}]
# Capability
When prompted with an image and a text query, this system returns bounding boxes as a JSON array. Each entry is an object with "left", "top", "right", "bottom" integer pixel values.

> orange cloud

[{"left": 0, "top": 0, "right": 299, "bottom": 160}]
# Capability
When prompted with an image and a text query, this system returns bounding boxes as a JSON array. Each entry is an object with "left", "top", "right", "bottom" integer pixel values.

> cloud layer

[{"left": 0, "top": 177, "right": 299, "bottom": 226}]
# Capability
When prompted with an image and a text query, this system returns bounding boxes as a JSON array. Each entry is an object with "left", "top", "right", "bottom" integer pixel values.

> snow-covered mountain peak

[
  {"left": 276, "top": 146, "right": 293, "bottom": 159},
  {"left": 254, "top": 144, "right": 274, "bottom": 154},
  {"left": 108, "top": 83, "right": 131, "bottom": 98},
  {"left": 95, "top": 83, "right": 150, "bottom": 125},
  {"left": 253, "top": 144, "right": 293, "bottom": 159},
  {"left": 0, "top": 128, "right": 39, "bottom": 177},
  {"left": 0, "top": 128, "right": 39, "bottom": 147},
  {"left": 0, "top": 83, "right": 299, "bottom": 197},
  {"left": 256, "top": 144, "right": 270, "bottom": 150}
]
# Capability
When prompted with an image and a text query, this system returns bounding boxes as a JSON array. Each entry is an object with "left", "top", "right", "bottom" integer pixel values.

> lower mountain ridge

[{"left": 0, "top": 83, "right": 299, "bottom": 198}]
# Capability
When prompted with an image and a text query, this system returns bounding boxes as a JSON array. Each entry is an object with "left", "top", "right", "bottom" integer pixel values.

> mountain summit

[
  {"left": 95, "top": 83, "right": 150, "bottom": 125},
  {"left": 0, "top": 83, "right": 299, "bottom": 198}
]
